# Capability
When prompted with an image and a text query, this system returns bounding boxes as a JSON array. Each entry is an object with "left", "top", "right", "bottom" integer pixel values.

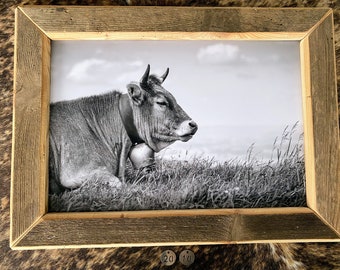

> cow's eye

[{"left": 156, "top": 101, "right": 167, "bottom": 107}]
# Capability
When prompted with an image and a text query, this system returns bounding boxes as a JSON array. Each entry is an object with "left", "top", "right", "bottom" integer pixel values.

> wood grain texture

[
  {"left": 300, "top": 37, "right": 317, "bottom": 210},
  {"left": 47, "top": 31, "right": 307, "bottom": 41},
  {"left": 11, "top": 9, "right": 48, "bottom": 245},
  {"left": 10, "top": 6, "right": 340, "bottom": 249},
  {"left": 307, "top": 13, "right": 340, "bottom": 234},
  {"left": 39, "top": 33, "right": 50, "bottom": 215},
  {"left": 19, "top": 6, "right": 330, "bottom": 35},
  {"left": 2, "top": 1, "right": 340, "bottom": 268},
  {"left": 13, "top": 208, "right": 338, "bottom": 249}
]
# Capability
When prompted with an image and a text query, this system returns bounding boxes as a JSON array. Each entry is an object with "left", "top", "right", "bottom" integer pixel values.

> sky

[{"left": 51, "top": 40, "right": 303, "bottom": 162}]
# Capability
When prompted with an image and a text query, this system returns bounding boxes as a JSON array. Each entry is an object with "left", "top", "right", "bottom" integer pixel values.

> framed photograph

[
  {"left": 48, "top": 39, "right": 306, "bottom": 212},
  {"left": 11, "top": 6, "right": 339, "bottom": 249}
]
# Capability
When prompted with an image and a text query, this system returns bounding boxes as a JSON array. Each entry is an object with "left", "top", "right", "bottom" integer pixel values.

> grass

[{"left": 49, "top": 125, "right": 306, "bottom": 212}]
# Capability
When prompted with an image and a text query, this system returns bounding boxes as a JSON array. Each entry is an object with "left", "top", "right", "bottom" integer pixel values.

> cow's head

[{"left": 127, "top": 65, "right": 198, "bottom": 152}]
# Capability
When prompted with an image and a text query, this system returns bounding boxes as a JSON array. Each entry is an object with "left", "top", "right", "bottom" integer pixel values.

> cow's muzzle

[{"left": 177, "top": 120, "right": 198, "bottom": 141}]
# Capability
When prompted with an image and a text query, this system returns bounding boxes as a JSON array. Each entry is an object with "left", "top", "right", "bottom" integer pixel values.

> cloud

[
  {"left": 197, "top": 43, "right": 285, "bottom": 66},
  {"left": 67, "top": 58, "right": 145, "bottom": 85},
  {"left": 127, "top": 60, "right": 144, "bottom": 68},
  {"left": 197, "top": 43, "right": 240, "bottom": 64},
  {"left": 67, "top": 58, "right": 115, "bottom": 82}
]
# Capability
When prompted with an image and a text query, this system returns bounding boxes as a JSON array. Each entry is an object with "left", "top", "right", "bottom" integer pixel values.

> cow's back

[{"left": 49, "top": 91, "right": 126, "bottom": 193}]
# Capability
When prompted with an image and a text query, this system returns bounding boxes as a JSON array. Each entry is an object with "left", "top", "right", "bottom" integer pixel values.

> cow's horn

[
  {"left": 160, "top": 68, "right": 169, "bottom": 83},
  {"left": 141, "top": 64, "right": 150, "bottom": 86}
]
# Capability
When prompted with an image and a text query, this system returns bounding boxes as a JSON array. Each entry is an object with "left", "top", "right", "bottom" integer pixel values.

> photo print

[{"left": 49, "top": 40, "right": 306, "bottom": 212}]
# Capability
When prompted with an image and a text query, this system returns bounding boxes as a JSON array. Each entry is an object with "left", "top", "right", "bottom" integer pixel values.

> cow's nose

[{"left": 188, "top": 120, "right": 198, "bottom": 131}]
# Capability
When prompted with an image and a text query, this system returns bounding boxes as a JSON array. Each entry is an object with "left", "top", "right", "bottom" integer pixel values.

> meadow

[{"left": 49, "top": 127, "right": 306, "bottom": 212}]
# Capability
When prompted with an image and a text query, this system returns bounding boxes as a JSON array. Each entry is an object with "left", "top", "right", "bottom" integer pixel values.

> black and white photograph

[{"left": 48, "top": 40, "right": 306, "bottom": 212}]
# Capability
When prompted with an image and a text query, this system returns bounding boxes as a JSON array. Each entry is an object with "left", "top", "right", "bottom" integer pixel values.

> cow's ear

[{"left": 127, "top": 83, "right": 144, "bottom": 105}]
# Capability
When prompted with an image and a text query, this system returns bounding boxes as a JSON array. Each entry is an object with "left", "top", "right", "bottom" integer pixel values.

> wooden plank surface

[
  {"left": 11, "top": 9, "right": 49, "bottom": 246},
  {"left": 307, "top": 13, "right": 340, "bottom": 234},
  {"left": 19, "top": 6, "right": 330, "bottom": 35},
  {"left": 47, "top": 31, "right": 307, "bottom": 41},
  {"left": 39, "top": 31, "right": 50, "bottom": 216},
  {"left": 13, "top": 208, "right": 338, "bottom": 249},
  {"left": 300, "top": 37, "right": 317, "bottom": 210},
  {"left": 11, "top": 6, "right": 340, "bottom": 249}
]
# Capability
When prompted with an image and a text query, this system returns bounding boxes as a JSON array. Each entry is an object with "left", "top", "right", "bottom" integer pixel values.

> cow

[{"left": 49, "top": 65, "right": 198, "bottom": 194}]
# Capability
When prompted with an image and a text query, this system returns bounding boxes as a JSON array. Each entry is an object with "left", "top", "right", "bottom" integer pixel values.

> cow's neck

[{"left": 118, "top": 94, "right": 144, "bottom": 145}]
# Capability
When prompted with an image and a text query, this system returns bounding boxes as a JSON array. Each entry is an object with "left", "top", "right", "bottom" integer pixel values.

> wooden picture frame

[{"left": 11, "top": 6, "right": 339, "bottom": 249}]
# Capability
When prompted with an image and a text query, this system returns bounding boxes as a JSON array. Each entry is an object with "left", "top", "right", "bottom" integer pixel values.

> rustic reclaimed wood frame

[{"left": 11, "top": 6, "right": 340, "bottom": 249}]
